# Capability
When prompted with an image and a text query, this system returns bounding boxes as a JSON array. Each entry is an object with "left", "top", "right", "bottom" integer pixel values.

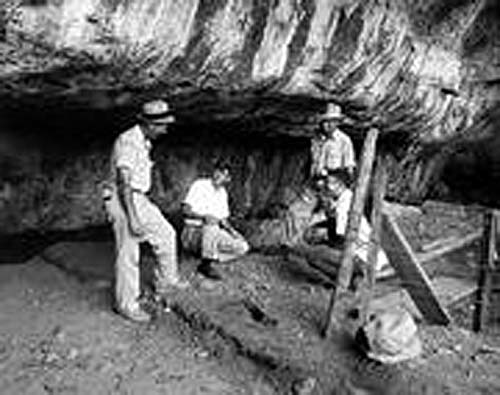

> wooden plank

[
  {"left": 416, "top": 230, "right": 482, "bottom": 263},
  {"left": 380, "top": 211, "right": 451, "bottom": 325},
  {"left": 473, "top": 211, "right": 496, "bottom": 332},
  {"left": 370, "top": 276, "right": 477, "bottom": 320},
  {"left": 435, "top": 276, "right": 478, "bottom": 306},
  {"left": 360, "top": 152, "right": 389, "bottom": 323},
  {"left": 322, "top": 127, "right": 379, "bottom": 337},
  {"left": 420, "top": 236, "right": 459, "bottom": 252}
]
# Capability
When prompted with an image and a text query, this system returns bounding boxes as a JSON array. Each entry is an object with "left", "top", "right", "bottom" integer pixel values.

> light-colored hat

[
  {"left": 318, "top": 102, "right": 343, "bottom": 121},
  {"left": 359, "top": 308, "right": 422, "bottom": 364},
  {"left": 139, "top": 99, "right": 175, "bottom": 124}
]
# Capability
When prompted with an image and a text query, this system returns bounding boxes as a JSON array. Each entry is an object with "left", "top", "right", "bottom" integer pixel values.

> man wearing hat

[
  {"left": 103, "top": 99, "right": 188, "bottom": 322},
  {"left": 310, "top": 102, "right": 356, "bottom": 180}
]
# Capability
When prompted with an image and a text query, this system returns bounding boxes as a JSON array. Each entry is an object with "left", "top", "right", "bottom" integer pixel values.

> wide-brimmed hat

[
  {"left": 357, "top": 308, "right": 422, "bottom": 364},
  {"left": 138, "top": 99, "right": 175, "bottom": 124},
  {"left": 318, "top": 102, "right": 343, "bottom": 121}
]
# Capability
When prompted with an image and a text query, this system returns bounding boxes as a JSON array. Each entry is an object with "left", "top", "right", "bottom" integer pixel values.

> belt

[{"left": 184, "top": 219, "right": 203, "bottom": 227}]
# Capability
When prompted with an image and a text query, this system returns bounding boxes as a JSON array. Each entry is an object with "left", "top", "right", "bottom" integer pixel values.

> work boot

[{"left": 197, "top": 259, "right": 222, "bottom": 281}]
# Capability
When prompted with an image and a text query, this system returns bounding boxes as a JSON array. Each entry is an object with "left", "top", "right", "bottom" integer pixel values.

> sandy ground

[
  {"left": 0, "top": 258, "right": 269, "bottom": 395},
  {"left": 1, "top": 201, "right": 500, "bottom": 394},
  {"left": 1, "top": 249, "right": 500, "bottom": 394}
]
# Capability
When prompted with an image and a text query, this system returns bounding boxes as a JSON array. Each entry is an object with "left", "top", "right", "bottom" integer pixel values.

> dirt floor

[
  {"left": 1, "top": 200, "right": 500, "bottom": 394},
  {"left": 0, "top": 258, "right": 272, "bottom": 395}
]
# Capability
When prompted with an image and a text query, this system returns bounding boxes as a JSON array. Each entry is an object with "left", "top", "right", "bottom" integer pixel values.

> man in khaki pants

[
  {"left": 104, "top": 99, "right": 188, "bottom": 322},
  {"left": 181, "top": 159, "right": 249, "bottom": 280}
]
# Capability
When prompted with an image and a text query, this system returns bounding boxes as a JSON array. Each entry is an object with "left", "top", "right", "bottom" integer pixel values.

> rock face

[
  {"left": 0, "top": 0, "right": 499, "bottom": 233},
  {"left": 1, "top": 0, "right": 498, "bottom": 140}
]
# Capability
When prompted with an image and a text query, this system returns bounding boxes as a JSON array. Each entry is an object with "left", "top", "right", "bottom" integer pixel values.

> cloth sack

[{"left": 356, "top": 308, "right": 422, "bottom": 364}]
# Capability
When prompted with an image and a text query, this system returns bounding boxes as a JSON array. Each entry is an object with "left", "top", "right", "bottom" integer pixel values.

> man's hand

[
  {"left": 220, "top": 219, "right": 242, "bottom": 239},
  {"left": 129, "top": 216, "right": 145, "bottom": 237}
]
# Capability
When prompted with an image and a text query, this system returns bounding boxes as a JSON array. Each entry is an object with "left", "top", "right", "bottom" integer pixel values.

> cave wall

[
  {"left": 1, "top": 0, "right": 499, "bottom": 233},
  {"left": 0, "top": 111, "right": 311, "bottom": 234}
]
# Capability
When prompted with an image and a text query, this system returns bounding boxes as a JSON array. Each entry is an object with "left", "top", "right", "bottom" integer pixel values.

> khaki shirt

[
  {"left": 111, "top": 125, "right": 153, "bottom": 193},
  {"left": 310, "top": 129, "right": 356, "bottom": 176}
]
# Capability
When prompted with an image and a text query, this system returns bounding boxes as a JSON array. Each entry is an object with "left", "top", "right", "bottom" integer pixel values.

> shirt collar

[{"left": 135, "top": 125, "right": 152, "bottom": 151}]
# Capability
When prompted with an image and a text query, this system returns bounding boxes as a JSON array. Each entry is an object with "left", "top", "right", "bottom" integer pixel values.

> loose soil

[
  {"left": 0, "top": 258, "right": 272, "bottom": 395},
  {"left": 1, "top": 200, "right": 500, "bottom": 394}
]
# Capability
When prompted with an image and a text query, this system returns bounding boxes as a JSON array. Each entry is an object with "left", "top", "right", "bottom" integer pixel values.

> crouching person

[
  {"left": 181, "top": 159, "right": 249, "bottom": 280},
  {"left": 304, "top": 168, "right": 393, "bottom": 279}
]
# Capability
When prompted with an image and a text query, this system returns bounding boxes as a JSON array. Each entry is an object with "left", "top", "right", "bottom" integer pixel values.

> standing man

[
  {"left": 104, "top": 99, "right": 188, "bottom": 323},
  {"left": 310, "top": 102, "right": 356, "bottom": 180},
  {"left": 181, "top": 159, "right": 249, "bottom": 280}
]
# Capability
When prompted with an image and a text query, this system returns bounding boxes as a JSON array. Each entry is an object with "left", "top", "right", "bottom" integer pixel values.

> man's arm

[
  {"left": 181, "top": 202, "right": 219, "bottom": 225},
  {"left": 219, "top": 218, "right": 243, "bottom": 239},
  {"left": 116, "top": 167, "right": 144, "bottom": 237}
]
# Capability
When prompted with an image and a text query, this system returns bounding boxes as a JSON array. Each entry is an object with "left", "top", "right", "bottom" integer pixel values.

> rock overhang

[{"left": 0, "top": 0, "right": 498, "bottom": 146}]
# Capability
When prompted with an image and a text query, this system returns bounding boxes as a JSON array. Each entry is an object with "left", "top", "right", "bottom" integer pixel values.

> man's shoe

[
  {"left": 116, "top": 307, "right": 151, "bottom": 323},
  {"left": 375, "top": 265, "right": 395, "bottom": 280},
  {"left": 198, "top": 260, "right": 222, "bottom": 281}
]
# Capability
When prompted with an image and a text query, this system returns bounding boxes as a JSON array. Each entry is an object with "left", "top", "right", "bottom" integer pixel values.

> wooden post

[
  {"left": 360, "top": 151, "right": 389, "bottom": 323},
  {"left": 473, "top": 210, "right": 497, "bottom": 332},
  {"left": 321, "top": 127, "right": 379, "bottom": 337}
]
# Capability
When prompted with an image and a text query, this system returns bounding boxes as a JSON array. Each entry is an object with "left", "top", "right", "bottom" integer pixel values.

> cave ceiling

[{"left": 0, "top": 0, "right": 499, "bottom": 145}]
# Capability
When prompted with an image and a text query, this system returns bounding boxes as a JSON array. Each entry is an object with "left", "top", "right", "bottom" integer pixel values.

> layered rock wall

[
  {"left": 0, "top": 0, "right": 499, "bottom": 233},
  {"left": 2, "top": 0, "right": 497, "bottom": 140}
]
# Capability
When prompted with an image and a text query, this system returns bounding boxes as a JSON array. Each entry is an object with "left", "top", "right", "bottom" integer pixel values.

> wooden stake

[
  {"left": 473, "top": 210, "right": 497, "bottom": 332},
  {"left": 322, "top": 127, "right": 379, "bottom": 337},
  {"left": 360, "top": 151, "right": 389, "bottom": 323}
]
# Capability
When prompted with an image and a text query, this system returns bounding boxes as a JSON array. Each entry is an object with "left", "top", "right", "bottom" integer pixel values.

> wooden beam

[
  {"left": 380, "top": 211, "right": 451, "bottom": 325},
  {"left": 370, "top": 276, "right": 477, "bottom": 320},
  {"left": 473, "top": 210, "right": 497, "bottom": 332},
  {"left": 360, "top": 152, "right": 389, "bottom": 323},
  {"left": 322, "top": 127, "right": 379, "bottom": 337},
  {"left": 416, "top": 230, "right": 482, "bottom": 264}
]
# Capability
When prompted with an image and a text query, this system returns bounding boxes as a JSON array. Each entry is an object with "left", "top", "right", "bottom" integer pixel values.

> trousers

[
  {"left": 181, "top": 223, "right": 249, "bottom": 262},
  {"left": 104, "top": 190, "right": 180, "bottom": 312}
]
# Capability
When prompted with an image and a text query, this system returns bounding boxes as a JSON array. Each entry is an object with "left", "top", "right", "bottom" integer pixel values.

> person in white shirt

[
  {"left": 304, "top": 168, "right": 392, "bottom": 278},
  {"left": 310, "top": 103, "right": 356, "bottom": 180},
  {"left": 181, "top": 160, "right": 249, "bottom": 280},
  {"left": 103, "top": 100, "right": 188, "bottom": 323}
]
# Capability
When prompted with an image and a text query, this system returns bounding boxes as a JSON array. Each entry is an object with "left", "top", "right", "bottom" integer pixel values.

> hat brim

[
  {"left": 367, "top": 335, "right": 422, "bottom": 364},
  {"left": 138, "top": 113, "right": 176, "bottom": 124},
  {"left": 319, "top": 114, "right": 343, "bottom": 121}
]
